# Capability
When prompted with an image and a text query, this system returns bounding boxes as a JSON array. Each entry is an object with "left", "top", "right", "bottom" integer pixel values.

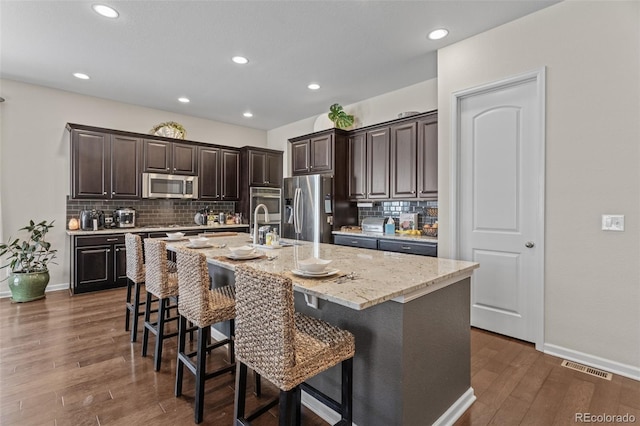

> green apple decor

[
  {"left": 0, "top": 220, "right": 57, "bottom": 302},
  {"left": 328, "top": 103, "right": 355, "bottom": 129}
]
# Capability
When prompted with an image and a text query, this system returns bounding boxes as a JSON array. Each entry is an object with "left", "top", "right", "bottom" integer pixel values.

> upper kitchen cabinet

[
  {"left": 143, "top": 139, "right": 197, "bottom": 175},
  {"left": 242, "top": 147, "right": 283, "bottom": 187},
  {"left": 220, "top": 148, "right": 240, "bottom": 201},
  {"left": 417, "top": 113, "right": 438, "bottom": 199},
  {"left": 69, "top": 124, "right": 141, "bottom": 200},
  {"left": 198, "top": 146, "right": 221, "bottom": 200},
  {"left": 289, "top": 129, "right": 348, "bottom": 175},
  {"left": 390, "top": 121, "right": 418, "bottom": 199},
  {"left": 366, "top": 127, "right": 391, "bottom": 199},
  {"left": 347, "top": 132, "right": 367, "bottom": 199}
]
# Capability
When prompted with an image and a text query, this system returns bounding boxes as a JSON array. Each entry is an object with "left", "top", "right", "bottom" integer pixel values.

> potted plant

[
  {"left": 328, "top": 103, "right": 355, "bottom": 129},
  {"left": 0, "top": 220, "right": 57, "bottom": 302}
]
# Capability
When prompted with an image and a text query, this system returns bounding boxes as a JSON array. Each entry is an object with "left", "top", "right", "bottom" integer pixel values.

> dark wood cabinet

[
  {"left": 72, "top": 234, "right": 128, "bottom": 294},
  {"left": 348, "top": 132, "right": 367, "bottom": 199},
  {"left": 390, "top": 122, "right": 418, "bottom": 199},
  {"left": 221, "top": 149, "right": 240, "bottom": 201},
  {"left": 245, "top": 148, "right": 283, "bottom": 187},
  {"left": 70, "top": 127, "right": 141, "bottom": 200},
  {"left": 198, "top": 147, "right": 221, "bottom": 200},
  {"left": 290, "top": 130, "right": 345, "bottom": 175},
  {"left": 417, "top": 114, "right": 438, "bottom": 199},
  {"left": 366, "top": 128, "right": 390, "bottom": 199},
  {"left": 143, "top": 139, "right": 196, "bottom": 175}
]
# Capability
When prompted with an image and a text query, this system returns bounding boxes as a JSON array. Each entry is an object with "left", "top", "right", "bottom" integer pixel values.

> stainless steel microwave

[{"left": 142, "top": 173, "right": 198, "bottom": 199}]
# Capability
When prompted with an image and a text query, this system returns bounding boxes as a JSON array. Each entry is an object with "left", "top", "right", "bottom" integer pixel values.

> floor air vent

[{"left": 561, "top": 360, "right": 613, "bottom": 380}]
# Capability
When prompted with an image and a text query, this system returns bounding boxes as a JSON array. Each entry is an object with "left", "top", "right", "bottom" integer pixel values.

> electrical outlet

[{"left": 602, "top": 214, "right": 624, "bottom": 231}]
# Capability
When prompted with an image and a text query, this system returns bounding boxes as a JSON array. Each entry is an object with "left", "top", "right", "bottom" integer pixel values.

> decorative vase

[{"left": 8, "top": 271, "right": 50, "bottom": 302}]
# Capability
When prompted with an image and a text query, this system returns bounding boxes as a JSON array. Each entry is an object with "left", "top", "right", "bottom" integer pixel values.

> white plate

[
  {"left": 164, "top": 237, "right": 187, "bottom": 241},
  {"left": 252, "top": 244, "right": 282, "bottom": 250},
  {"left": 291, "top": 268, "right": 340, "bottom": 278},
  {"left": 225, "top": 251, "right": 261, "bottom": 260},
  {"left": 185, "top": 243, "right": 214, "bottom": 249}
]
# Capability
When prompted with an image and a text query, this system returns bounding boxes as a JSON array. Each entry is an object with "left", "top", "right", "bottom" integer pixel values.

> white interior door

[{"left": 455, "top": 70, "right": 545, "bottom": 346}]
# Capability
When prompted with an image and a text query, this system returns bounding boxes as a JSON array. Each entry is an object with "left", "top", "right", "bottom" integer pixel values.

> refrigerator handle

[{"left": 294, "top": 187, "right": 303, "bottom": 234}]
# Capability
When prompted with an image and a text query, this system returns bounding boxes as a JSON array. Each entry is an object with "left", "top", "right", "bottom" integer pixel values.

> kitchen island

[{"left": 166, "top": 235, "right": 479, "bottom": 426}]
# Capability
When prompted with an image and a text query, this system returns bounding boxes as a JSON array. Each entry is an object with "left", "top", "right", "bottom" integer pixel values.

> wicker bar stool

[
  {"left": 141, "top": 238, "right": 180, "bottom": 371},
  {"left": 233, "top": 265, "right": 355, "bottom": 426},
  {"left": 174, "top": 248, "right": 236, "bottom": 424},
  {"left": 124, "top": 233, "right": 151, "bottom": 342}
]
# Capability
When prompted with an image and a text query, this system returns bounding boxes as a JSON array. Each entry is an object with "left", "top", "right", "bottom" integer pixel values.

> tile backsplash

[
  {"left": 66, "top": 197, "right": 238, "bottom": 227},
  {"left": 358, "top": 200, "right": 438, "bottom": 229}
]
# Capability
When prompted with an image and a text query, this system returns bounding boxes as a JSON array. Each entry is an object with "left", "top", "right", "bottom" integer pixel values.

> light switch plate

[{"left": 602, "top": 214, "right": 624, "bottom": 231}]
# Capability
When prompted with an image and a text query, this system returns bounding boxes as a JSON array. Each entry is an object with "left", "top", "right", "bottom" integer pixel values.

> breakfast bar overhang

[{"left": 167, "top": 236, "right": 479, "bottom": 426}]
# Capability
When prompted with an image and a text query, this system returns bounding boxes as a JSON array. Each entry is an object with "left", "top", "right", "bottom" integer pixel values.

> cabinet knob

[
  {"left": 411, "top": 191, "right": 415, "bottom": 194},
  {"left": 401, "top": 246, "right": 411, "bottom": 250},
  {"left": 103, "top": 191, "right": 107, "bottom": 195},
  {"left": 166, "top": 167, "right": 170, "bottom": 170},
  {"left": 112, "top": 192, "right": 115, "bottom": 195}
]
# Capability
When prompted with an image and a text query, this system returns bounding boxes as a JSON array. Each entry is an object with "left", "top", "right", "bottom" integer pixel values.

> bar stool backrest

[
  {"left": 125, "top": 233, "right": 144, "bottom": 283},
  {"left": 144, "top": 239, "right": 173, "bottom": 298},
  {"left": 234, "top": 266, "right": 296, "bottom": 385},
  {"left": 175, "top": 248, "right": 215, "bottom": 327}
]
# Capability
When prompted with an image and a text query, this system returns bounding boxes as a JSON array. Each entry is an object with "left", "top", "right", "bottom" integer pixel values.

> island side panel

[
  {"left": 294, "top": 292, "right": 405, "bottom": 425},
  {"left": 402, "top": 277, "right": 471, "bottom": 425}
]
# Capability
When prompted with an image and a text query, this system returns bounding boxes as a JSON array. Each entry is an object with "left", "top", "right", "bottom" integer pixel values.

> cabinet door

[
  {"left": 172, "top": 143, "right": 197, "bottom": 175},
  {"left": 221, "top": 149, "right": 240, "bottom": 200},
  {"left": 333, "top": 235, "right": 378, "bottom": 250},
  {"left": 265, "top": 152, "right": 283, "bottom": 187},
  {"left": 75, "top": 245, "right": 113, "bottom": 293},
  {"left": 111, "top": 135, "right": 141, "bottom": 198},
  {"left": 348, "top": 132, "right": 367, "bottom": 199},
  {"left": 143, "top": 140, "right": 171, "bottom": 173},
  {"left": 199, "top": 147, "right": 221, "bottom": 200},
  {"left": 114, "top": 243, "right": 128, "bottom": 285},
  {"left": 291, "top": 141, "right": 309, "bottom": 175},
  {"left": 309, "top": 134, "right": 333, "bottom": 173},
  {"left": 366, "top": 128, "right": 390, "bottom": 199},
  {"left": 72, "top": 130, "right": 110, "bottom": 199},
  {"left": 390, "top": 122, "right": 418, "bottom": 199},
  {"left": 417, "top": 116, "right": 438, "bottom": 199},
  {"left": 248, "top": 150, "right": 267, "bottom": 186}
]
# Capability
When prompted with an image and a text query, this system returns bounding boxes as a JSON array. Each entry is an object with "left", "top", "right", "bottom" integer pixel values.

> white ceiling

[{"left": 0, "top": 0, "right": 559, "bottom": 130}]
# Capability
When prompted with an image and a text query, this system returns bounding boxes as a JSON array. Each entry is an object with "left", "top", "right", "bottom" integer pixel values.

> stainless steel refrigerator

[{"left": 282, "top": 174, "right": 358, "bottom": 243}]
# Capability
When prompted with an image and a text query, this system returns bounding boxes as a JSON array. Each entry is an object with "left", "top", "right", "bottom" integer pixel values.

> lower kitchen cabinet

[
  {"left": 72, "top": 234, "right": 132, "bottom": 294},
  {"left": 334, "top": 234, "right": 437, "bottom": 257}
]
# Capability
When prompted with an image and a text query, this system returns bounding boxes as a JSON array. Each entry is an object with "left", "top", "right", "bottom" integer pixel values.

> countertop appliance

[
  {"left": 361, "top": 217, "right": 386, "bottom": 234},
  {"left": 142, "top": 173, "right": 198, "bottom": 199},
  {"left": 80, "top": 209, "right": 105, "bottom": 231},
  {"left": 114, "top": 207, "right": 136, "bottom": 228},
  {"left": 282, "top": 174, "right": 357, "bottom": 244},
  {"left": 250, "top": 187, "right": 282, "bottom": 235}
]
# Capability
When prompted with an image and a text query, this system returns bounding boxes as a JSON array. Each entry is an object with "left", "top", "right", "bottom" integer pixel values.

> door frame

[{"left": 449, "top": 67, "right": 546, "bottom": 351}]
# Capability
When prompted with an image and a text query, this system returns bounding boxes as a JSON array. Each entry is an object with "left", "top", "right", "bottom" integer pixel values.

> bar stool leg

[
  {"left": 175, "top": 314, "right": 187, "bottom": 397},
  {"left": 278, "top": 389, "right": 296, "bottom": 426},
  {"left": 234, "top": 363, "right": 248, "bottom": 423},
  {"left": 194, "top": 325, "right": 209, "bottom": 424},
  {"left": 130, "top": 281, "right": 142, "bottom": 342},
  {"left": 154, "top": 297, "right": 167, "bottom": 372},
  {"left": 141, "top": 291, "right": 153, "bottom": 357},
  {"left": 125, "top": 278, "right": 133, "bottom": 332}
]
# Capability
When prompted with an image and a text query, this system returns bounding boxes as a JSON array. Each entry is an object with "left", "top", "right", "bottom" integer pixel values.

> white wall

[
  {"left": 0, "top": 79, "right": 267, "bottom": 293},
  {"left": 438, "top": 1, "right": 640, "bottom": 369},
  {"left": 267, "top": 79, "right": 439, "bottom": 176}
]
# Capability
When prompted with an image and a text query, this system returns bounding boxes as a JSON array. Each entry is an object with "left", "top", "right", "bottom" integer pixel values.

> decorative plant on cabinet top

[{"left": 328, "top": 103, "right": 354, "bottom": 129}]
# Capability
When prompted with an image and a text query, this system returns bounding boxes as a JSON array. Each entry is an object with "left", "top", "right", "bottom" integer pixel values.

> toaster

[{"left": 361, "top": 217, "right": 386, "bottom": 233}]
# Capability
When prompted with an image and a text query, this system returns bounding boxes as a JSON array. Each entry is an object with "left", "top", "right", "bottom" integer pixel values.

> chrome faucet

[{"left": 253, "top": 203, "right": 270, "bottom": 245}]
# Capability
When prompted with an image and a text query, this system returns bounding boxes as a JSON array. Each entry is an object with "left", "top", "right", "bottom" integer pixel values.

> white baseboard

[
  {"left": 0, "top": 282, "right": 68, "bottom": 299},
  {"left": 433, "top": 387, "right": 476, "bottom": 426},
  {"left": 544, "top": 343, "right": 640, "bottom": 381}
]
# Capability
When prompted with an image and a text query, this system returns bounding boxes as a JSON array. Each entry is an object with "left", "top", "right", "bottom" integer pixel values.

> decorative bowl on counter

[
  {"left": 228, "top": 246, "right": 255, "bottom": 256},
  {"left": 189, "top": 237, "right": 209, "bottom": 247},
  {"left": 166, "top": 232, "right": 185, "bottom": 240},
  {"left": 297, "top": 257, "right": 332, "bottom": 273}
]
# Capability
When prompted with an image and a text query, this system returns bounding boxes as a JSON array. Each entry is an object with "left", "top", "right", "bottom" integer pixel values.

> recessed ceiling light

[
  {"left": 73, "top": 72, "right": 90, "bottom": 80},
  {"left": 232, "top": 56, "right": 249, "bottom": 65},
  {"left": 428, "top": 28, "right": 449, "bottom": 40},
  {"left": 178, "top": 97, "right": 190, "bottom": 103},
  {"left": 308, "top": 83, "right": 320, "bottom": 90},
  {"left": 92, "top": 4, "right": 119, "bottom": 19},
  {"left": 243, "top": 112, "right": 253, "bottom": 118}
]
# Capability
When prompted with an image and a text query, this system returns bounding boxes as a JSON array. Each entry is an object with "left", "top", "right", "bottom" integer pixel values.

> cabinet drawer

[
  {"left": 334, "top": 235, "right": 378, "bottom": 249},
  {"left": 378, "top": 240, "right": 437, "bottom": 257},
  {"left": 75, "top": 235, "right": 124, "bottom": 246}
]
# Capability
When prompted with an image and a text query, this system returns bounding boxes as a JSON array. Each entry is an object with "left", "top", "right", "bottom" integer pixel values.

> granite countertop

[
  {"left": 332, "top": 229, "right": 438, "bottom": 243},
  {"left": 165, "top": 235, "right": 476, "bottom": 311},
  {"left": 66, "top": 223, "right": 249, "bottom": 236}
]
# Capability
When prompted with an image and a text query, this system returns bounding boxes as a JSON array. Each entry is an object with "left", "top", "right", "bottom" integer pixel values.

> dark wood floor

[{"left": 1, "top": 289, "right": 638, "bottom": 425}]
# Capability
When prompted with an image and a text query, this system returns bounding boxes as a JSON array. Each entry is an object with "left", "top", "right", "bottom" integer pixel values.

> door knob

[{"left": 525, "top": 241, "right": 535, "bottom": 248}]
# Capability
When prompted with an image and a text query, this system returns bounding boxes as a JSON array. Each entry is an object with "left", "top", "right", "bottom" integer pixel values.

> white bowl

[
  {"left": 297, "top": 257, "right": 332, "bottom": 273},
  {"left": 166, "top": 232, "right": 185, "bottom": 240},
  {"left": 189, "top": 237, "right": 209, "bottom": 247},
  {"left": 228, "top": 245, "right": 255, "bottom": 256}
]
